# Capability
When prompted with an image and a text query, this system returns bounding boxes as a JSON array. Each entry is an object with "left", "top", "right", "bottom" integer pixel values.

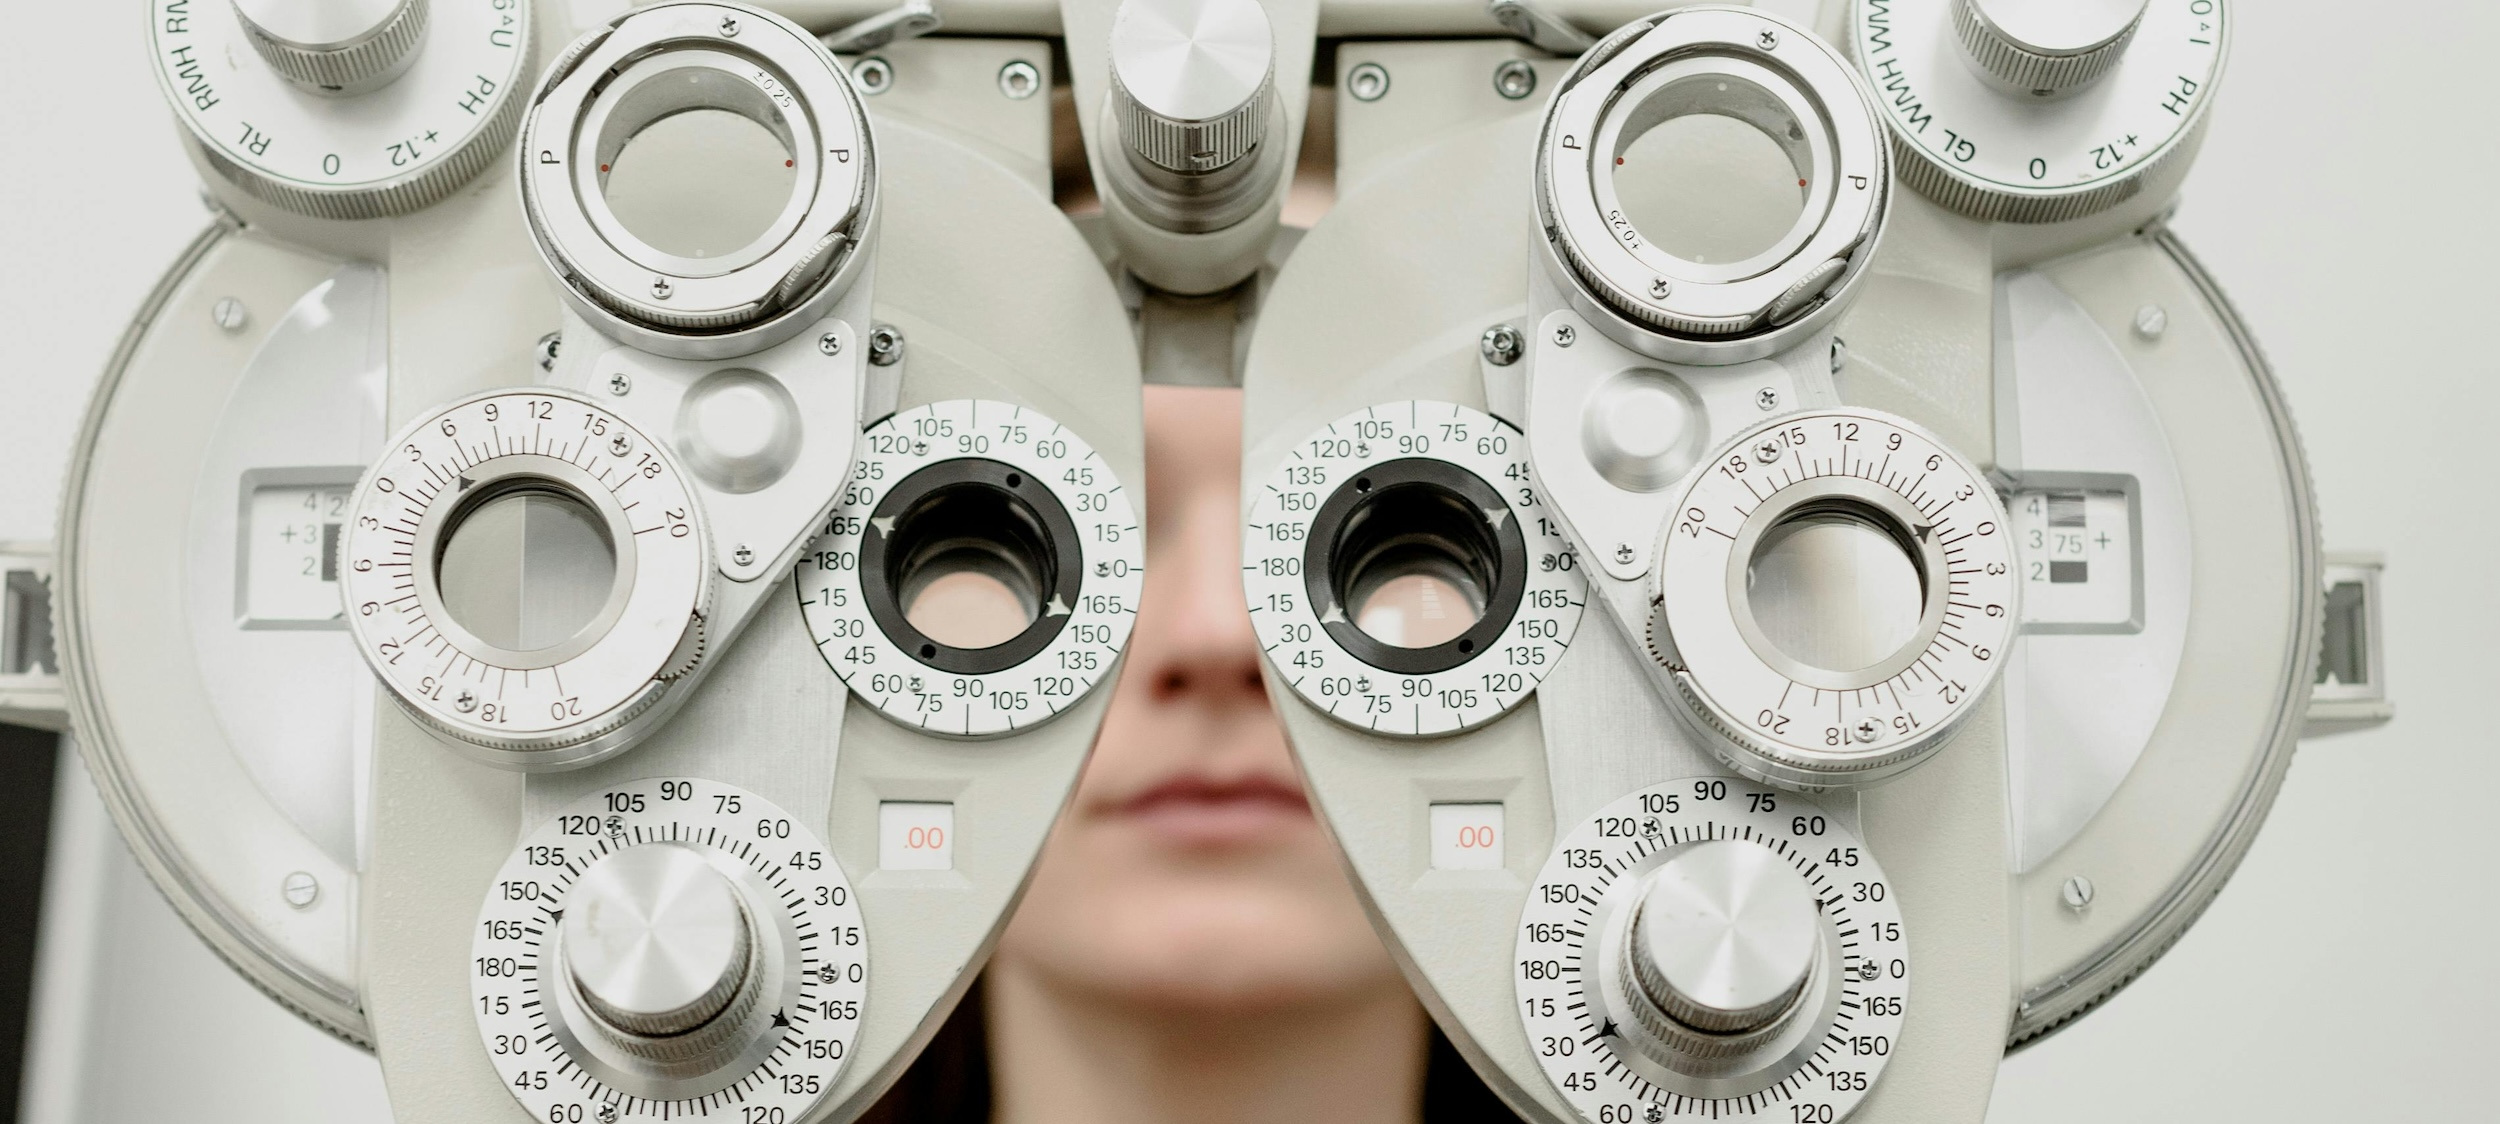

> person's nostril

[
  {"left": 1242, "top": 669, "right": 1265, "bottom": 695},
  {"left": 1156, "top": 670, "right": 1189, "bottom": 699}
]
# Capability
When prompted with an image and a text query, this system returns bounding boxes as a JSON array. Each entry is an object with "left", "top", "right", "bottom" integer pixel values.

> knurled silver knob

[
  {"left": 562, "top": 844, "right": 758, "bottom": 1053},
  {"left": 1951, "top": 0, "right": 2146, "bottom": 94},
  {"left": 1622, "top": 839, "right": 1819, "bottom": 1058},
  {"left": 1108, "top": 0, "right": 1275, "bottom": 174},
  {"left": 232, "top": 0, "right": 430, "bottom": 95}
]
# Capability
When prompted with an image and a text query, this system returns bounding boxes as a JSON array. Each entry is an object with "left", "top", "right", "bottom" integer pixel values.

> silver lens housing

[
  {"left": 521, "top": 2, "right": 876, "bottom": 359},
  {"left": 1535, "top": 7, "right": 1889, "bottom": 365}
]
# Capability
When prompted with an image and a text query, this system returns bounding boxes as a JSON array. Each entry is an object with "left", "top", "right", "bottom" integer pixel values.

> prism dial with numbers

[
  {"left": 1519, "top": 779, "right": 1908, "bottom": 1120},
  {"left": 473, "top": 779, "right": 864, "bottom": 1119},
  {"left": 1851, "top": 0, "right": 2226, "bottom": 222},
  {"left": 1648, "top": 409, "right": 2018, "bottom": 788},
  {"left": 149, "top": 0, "right": 535, "bottom": 218}
]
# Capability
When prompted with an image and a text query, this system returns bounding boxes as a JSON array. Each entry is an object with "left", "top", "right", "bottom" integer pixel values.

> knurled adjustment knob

[
  {"left": 1951, "top": 0, "right": 2146, "bottom": 95},
  {"left": 1108, "top": 0, "right": 1275, "bottom": 175},
  {"left": 232, "top": 0, "right": 430, "bottom": 95},
  {"left": 561, "top": 844, "right": 759, "bottom": 1060},
  {"left": 1622, "top": 839, "right": 1819, "bottom": 1059}
]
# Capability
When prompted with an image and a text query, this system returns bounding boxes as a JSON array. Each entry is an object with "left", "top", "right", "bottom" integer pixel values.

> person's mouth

[{"left": 1109, "top": 773, "right": 1313, "bottom": 847}]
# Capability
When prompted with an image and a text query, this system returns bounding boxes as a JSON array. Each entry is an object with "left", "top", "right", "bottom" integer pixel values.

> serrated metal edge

[
  {"left": 1948, "top": 0, "right": 2138, "bottom": 94},
  {"left": 238, "top": 0, "right": 429, "bottom": 92}
]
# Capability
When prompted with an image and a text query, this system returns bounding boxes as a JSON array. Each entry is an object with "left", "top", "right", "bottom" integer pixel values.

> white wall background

[{"left": 0, "top": 2, "right": 2491, "bottom": 1121}]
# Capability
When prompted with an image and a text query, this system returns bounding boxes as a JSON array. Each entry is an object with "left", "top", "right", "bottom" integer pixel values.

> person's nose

[{"left": 1136, "top": 489, "right": 1266, "bottom": 706}]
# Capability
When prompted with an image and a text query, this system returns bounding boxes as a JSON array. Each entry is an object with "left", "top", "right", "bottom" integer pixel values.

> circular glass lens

[
  {"left": 886, "top": 481, "right": 1052, "bottom": 652},
  {"left": 1744, "top": 503, "right": 1924, "bottom": 673},
  {"left": 603, "top": 107, "right": 798, "bottom": 260},
  {"left": 1610, "top": 79, "right": 1810, "bottom": 265},
  {"left": 1335, "top": 482, "right": 1498, "bottom": 651},
  {"left": 436, "top": 486, "right": 619, "bottom": 653}
]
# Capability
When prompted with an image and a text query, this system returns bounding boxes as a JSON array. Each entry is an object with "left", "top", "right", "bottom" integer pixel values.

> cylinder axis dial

[
  {"left": 1648, "top": 410, "right": 2018, "bottom": 788},
  {"left": 802, "top": 401, "right": 1143, "bottom": 737},
  {"left": 1851, "top": 0, "right": 2226, "bottom": 223},
  {"left": 148, "top": 0, "right": 535, "bottom": 218},
  {"left": 1518, "top": 778, "right": 1908, "bottom": 1120},
  {"left": 473, "top": 779, "right": 865, "bottom": 1120},
  {"left": 339, "top": 389, "right": 713, "bottom": 769},
  {"left": 1245, "top": 402, "right": 1585, "bottom": 737}
]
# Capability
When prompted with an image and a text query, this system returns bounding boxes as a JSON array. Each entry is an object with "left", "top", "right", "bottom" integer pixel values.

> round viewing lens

[
  {"left": 1336, "top": 482, "right": 1497, "bottom": 650},
  {"left": 597, "top": 63, "right": 801, "bottom": 262},
  {"left": 1611, "top": 79, "right": 1810, "bottom": 265},
  {"left": 1744, "top": 503, "right": 1924, "bottom": 673},
  {"left": 436, "top": 486, "right": 619, "bottom": 654},
  {"left": 886, "top": 483, "right": 1051, "bottom": 652}
]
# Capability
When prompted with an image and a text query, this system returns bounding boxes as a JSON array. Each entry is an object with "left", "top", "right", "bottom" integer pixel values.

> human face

[{"left": 991, "top": 386, "right": 1403, "bottom": 1011}]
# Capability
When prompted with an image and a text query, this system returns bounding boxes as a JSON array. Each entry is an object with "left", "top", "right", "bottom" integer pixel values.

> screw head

[
  {"left": 211, "top": 297, "right": 248, "bottom": 332},
  {"left": 609, "top": 434, "right": 632, "bottom": 456},
  {"left": 818, "top": 332, "right": 842, "bottom": 356},
  {"left": 537, "top": 332, "right": 563, "bottom": 372},
  {"left": 1852, "top": 719, "right": 1881, "bottom": 743},
  {"left": 607, "top": 372, "right": 632, "bottom": 396},
  {"left": 1648, "top": 278, "right": 1673, "bottom": 299},
  {"left": 1479, "top": 324, "right": 1524, "bottom": 366},
  {"left": 1493, "top": 59, "right": 1536, "bottom": 100},
  {"left": 1754, "top": 440, "right": 1781, "bottom": 464},
  {"left": 2133, "top": 304, "right": 2168, "bottom": 340},
  {"left": 854, "top": 57, "right": 893, "bottom": 95},
  {"left": 1614, "top": 542, "right": 1636, "bottom": 564},
  {"left": 732, "top": 544, "right": 755, "bottom": 567},
  {"left": 1553, "top": 323, "right": 1577, "bottom": 347},
  {"left": 1756, "top": 387, "right": 1780, "bottom": 411},
  {"left": 454, "top": 689, "right": 478, "bottom": 714},
  {"left": 1829, "top": 336, "right": 1849, "bottom": 374},
  {"left": 867, "top": 324, "right": 905, "bottom": 366},
  {"left": 1644, "top": 1105, "right": 1665, "bottom": 1124},
  {"left": 2061, "top": 875, "right": 2096, "bottom": 911},
  {"left": 1348, "top": 62, "right": 1390, "bottom": 102},
  {"left": 718, "top": 15, "right": 739, "bottom": 36},
  {"left": 1757, "top": 28, "right": 1780, "bottom": 50},
  {"left": 650, "top": 277, "right": 673, "bottom": 300},
  {"left": 998, "top": 60, "right": 1040, "bottom": 100},
  {"left": 597, "top": 1105, "right": 618, "bottom": 1124},
  {"left": 282, "top": 871, "right": 319, "bottom": 910}
]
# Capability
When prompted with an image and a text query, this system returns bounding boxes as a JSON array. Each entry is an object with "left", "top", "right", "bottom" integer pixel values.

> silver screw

[
  {"left": 1614, "top": 542, "right": 1635, "bottom": 565},
  {"left": 854, "top": 57, "right": 893, "bottom": 95},
  {"left": 281, "top": 871, "right": 320, "bottom": 910},
  {"left": 818, "top": 332, "right": 842, "bottom": 356},
  {"left": 998, "top": 60, "right": 1040, "bottom": 100},
  {"left": 733, "top": 543, "right": 755, "bottom": 567},
  {"left": 868, "top": 324, "right": 905, "bottom": 366},
  {"left": 1648, "top": 278, "right": 1673, "bottom": 299},
  {"left": 537, "top": 332, "right": 562, "bottom": 372},
  {"left": 1754, "top": 440, "right": 1781, "bottom": 463},
  {"left": 607, "top": 372, "right": 631, "bottom": 396},
  {"left": 1853, "top": 719, "right": 1881, "bottom": 743},
  {"left": 2133, "top": 304, "right": 2168, "bottom": 340},
  {"left": 650, "top": 277, "right": 673, "bottom": 300},
  {"left": 1757, "top": 29, "right": 1780, "bottom": 50},
  {"left": 609, "top": 434, "right": 632, "bottom": 456},
  {"left": 1348, "top": 62, "right": 1390, "bottom": 102},
  {"left": 1493, "top": 59, "right": 1536, "bottom": 100},
  {"left": 718, "top": 15, "right": 739, "bottom": 36},
  {"left": 2061, "top": 875, "right": 2095, "bottom": 911},
  {"left": 211, "top": 297, "right": 248, "bottom": 332},
  {"left": 1479, "top": 324, "right": 1523, "bottom": 366},
  {"left": 1552, "top": 323, "right": 1576, "bottom": 347},
  {"left": 597, "top": 1105, "right": 618, "bottom": 1124},
  {"left": 454, "top": 689, "right": 478, "bottom": 714},
  {"left": 1644, "top": 1106, "right": 1665, "bottom": 1124},
  {"left": 1756, "top": 387, "right": 1780, "bottom": 411},
  {"left": 1829, "top": 336, "right": 1849, "bottom": 373}
]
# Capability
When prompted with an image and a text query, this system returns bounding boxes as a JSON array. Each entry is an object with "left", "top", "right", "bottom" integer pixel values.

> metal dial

[
  {"left": 1518, "top": 778, "right": 1908, "bottom": 1120},
  {"left": 1852, "top": 0, "right": 2226, "bottom": 223},
  {"left": 1951, "top": 0, "right": 2147, "bottom": 94},
  {"left": 1536, "top": 6, "right": 1889, "bottom": 363},
  {"left": 473, "top": 779, "right": 864, "bottom": 1120},
  {"left": 339, "top": 389, "right": 713, "bottom": 769},
  {"left": 801, "top": 401, "right": 1143, "bottom": 737},
  {"left": 232, "top": 0, "right": 430, "bottom": 94},
  {"left": 1244, "top": 402, "right": 1586, "bottom": 737},
  {"left": 148, "top": 0, "right": 534, "bottom": 218},
  {"left": 521, "top": 2, "right": 875, "bottom": 357},
  {"left": 1108, "top": 0, "right": 1275, "bottom": 175},
  {"left": 1649, "top": 410, "right": 2017, "bottom": 788}
]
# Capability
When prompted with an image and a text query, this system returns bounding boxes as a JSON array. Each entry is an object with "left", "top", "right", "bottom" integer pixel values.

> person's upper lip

[{"left": 1108, "top": 772, "right": 1310, "bottom": 817}]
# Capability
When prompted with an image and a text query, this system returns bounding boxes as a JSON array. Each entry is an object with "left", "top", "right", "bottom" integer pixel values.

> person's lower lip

[{"left": 1117, "top": 794, "right": 1310, "bottom": 846}]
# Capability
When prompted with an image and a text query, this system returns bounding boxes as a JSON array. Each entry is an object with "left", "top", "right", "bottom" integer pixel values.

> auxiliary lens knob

[
  {"left": 1622, "top": 839, "right": 1819, "bottom": 1059},
  {"left": 561, "top": 844, "right": 760, "bottom": 1060},
  {"left": 1951, "top": 0, "right": 2146, "bottom": 95},
  {"left": 1109, "top": 0, "right": 1275, "bottom": 175},
  {"left": 231, "top": 0, "right": 430, "bottom": 95}
]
